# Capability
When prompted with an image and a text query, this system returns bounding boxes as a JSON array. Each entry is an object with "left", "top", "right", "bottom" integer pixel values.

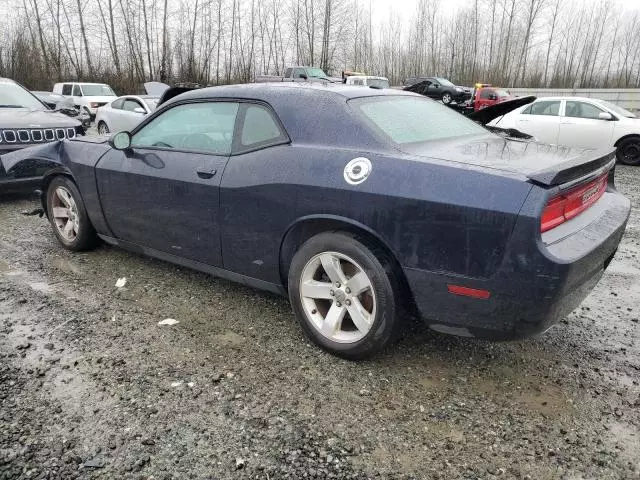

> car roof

[
  {"left": 172, "top": 82, "right": 415, "bottom": 103},
  {"left": 120, "top": 95, "right": 160, "bottom": 100},
  {"left": 0, "top": 78, "right": 18, "bottom": 84},
  {"left": 532, "top": 96, "right": 604, "bottom": 102}
]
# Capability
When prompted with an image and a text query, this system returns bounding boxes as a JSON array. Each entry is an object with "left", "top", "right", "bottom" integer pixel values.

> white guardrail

[{"left": 508, "top": 88, "right": 640, "bottom": 111}]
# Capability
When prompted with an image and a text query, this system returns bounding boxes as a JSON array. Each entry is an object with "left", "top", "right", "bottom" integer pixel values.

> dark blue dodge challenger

[{"left": 1, "top": 84, "right": 631, "bottom": 359}]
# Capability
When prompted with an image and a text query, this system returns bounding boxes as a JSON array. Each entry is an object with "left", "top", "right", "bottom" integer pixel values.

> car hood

[
  {"left": 467, "top": 96, "right": 536, "bottom": 125},
  {"left": 0, "top": 108, "right": 81, "bottom": 128},
  {"left": 144, "top": 81, "right": 170, "bottom": 96},
  {"left": 401, "top": 133, "right": 615, "bottom": 186}
]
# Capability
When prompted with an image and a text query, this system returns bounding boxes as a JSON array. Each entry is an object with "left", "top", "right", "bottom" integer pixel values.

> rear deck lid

[{"left": 402, "top": 134, "right": 616, "bottom": 187}]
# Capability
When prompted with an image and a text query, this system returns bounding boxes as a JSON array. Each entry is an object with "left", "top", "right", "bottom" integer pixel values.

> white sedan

[
  {"left": 95, "top": 95, "right": 159, "bottom": 135},
  {"left": 491, "top": 96, "right": 640, "bottom": 165}
]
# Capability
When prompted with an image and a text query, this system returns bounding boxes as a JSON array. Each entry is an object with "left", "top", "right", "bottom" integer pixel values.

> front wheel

[
  {"left": 288, "top": 232, "right": 402, "bottom": 360},
  {"left": 616, "top": 137, "right": 640, "bottom": 166},
  {"left": 46, "top": 176, "right": 98, "bottom": 251},
  {"left": 441, "top": 92, "right": 453, "bottom": 104}
]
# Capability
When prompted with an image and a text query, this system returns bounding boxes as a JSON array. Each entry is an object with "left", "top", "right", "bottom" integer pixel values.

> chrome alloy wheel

[
  {"left": 299, "top": 252, "right": 377, "bottom": 344},
  {"left": 51, "top": 186, "right": 80, "bottom": 242}
]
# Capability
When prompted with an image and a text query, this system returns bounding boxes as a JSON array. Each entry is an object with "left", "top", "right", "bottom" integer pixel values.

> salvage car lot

[{"left": 0, "top": 166, "right": 639, "bottom": 479}]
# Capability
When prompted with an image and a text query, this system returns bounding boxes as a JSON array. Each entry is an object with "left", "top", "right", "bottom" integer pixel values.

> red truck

[{"left": 471, "top": 84, "right": 514, "bottom": 111}]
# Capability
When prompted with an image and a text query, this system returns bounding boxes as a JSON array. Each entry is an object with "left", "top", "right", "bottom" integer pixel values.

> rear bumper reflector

[{"left": 447, "top": 284, "right": 491, "bottom": 299}]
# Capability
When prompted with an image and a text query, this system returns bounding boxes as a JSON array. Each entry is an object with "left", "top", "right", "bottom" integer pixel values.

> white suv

[{"left": 53, "top": 82, "right": 117, "bottom": 118}]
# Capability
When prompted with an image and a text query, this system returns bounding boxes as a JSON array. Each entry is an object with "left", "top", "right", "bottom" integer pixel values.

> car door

[
  {"left": 558, "top": 100, "right": 616, "bottom": 149},
  {"left": 95, "top": 100, "right": 240, "bottom": 267},
  {"left": 425, "top": 79, "right": 441, "bottom": 99},
  {"left": 514, "top": 100, "right": 562, "bottom": 144}
]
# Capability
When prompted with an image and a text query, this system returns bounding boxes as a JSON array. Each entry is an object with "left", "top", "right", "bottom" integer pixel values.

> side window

[
  {"left": 526, "top": 101, "right": 561, "bottom": 116},
  {"left": 353, "top": 79, "right": 363, "bottom": 86},
  {"left": 132, "top": 102, "right": 239, "bottom": 155},
  {"left": 480, "top": 89, "right": 493, "bottom": 99},
  {"left": 111, "top": 98, "right": 124, "bottom": 109},
  {"left": 285, "top": 68, "right": 293, "bottom": 78},
  {"left": 123, "top": 99, "right": 144, "bottom": 112},
  {"left": 293, "top": 68, "right": 306, "bottom": 79},
  {"left": 565, "top": 101, "right": 604, "bottom": 120},
  {"left": 72, "top": 85, "right": 82, "bottom": 96},
  {"left": 239, "top": 104, "right": 287, "bottom": 150},
  {"left": 62, "top": 84, "right": 72, "bottom": 95}
]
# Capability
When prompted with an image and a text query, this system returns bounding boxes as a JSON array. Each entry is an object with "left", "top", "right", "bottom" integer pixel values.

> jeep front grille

[{"left": 0, "top": 127, "right": 75, "bottom": 146}]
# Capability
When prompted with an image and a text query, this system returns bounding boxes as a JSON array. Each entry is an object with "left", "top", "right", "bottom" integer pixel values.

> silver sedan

[{"left": 95, "top": 95, "right": 159, "bottom": 135}]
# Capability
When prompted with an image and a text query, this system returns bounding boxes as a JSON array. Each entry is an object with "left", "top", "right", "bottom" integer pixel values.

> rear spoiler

[{"left": 527, "top": 148, "right": 616, "bottom": 187}]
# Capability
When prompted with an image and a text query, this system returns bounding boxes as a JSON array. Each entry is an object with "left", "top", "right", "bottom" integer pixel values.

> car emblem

[
  {"left": 582, "top": 184, "right": 600, "bottom": 203},
  {"left": 344, "top": 157, "right": 372, "bottom": 185}
]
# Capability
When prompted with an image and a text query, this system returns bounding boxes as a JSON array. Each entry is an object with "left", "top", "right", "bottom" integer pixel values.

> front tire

[
  {"left": 442, "top": 92, "right": 453, "bottom": 104},
  {"left": 616, "top": 137, "right": 640, "bottom": 166},
  {"left": 46, "top": 176, "right": 98, "bottom": 251},
  {"left": 288, "top": 232, "right": 402, "bottom": 360}
]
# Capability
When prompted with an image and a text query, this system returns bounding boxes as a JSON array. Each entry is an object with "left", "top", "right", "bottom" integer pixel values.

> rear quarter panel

[{"left": 220, "top": 144, "right": 533, "bottom": 284}]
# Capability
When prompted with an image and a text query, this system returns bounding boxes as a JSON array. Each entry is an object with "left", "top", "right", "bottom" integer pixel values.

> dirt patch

[{"left": 0, "top": 167, "right": 639, "bottom": 479}]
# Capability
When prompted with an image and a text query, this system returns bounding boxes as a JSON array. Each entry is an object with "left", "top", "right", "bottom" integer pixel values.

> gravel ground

[{"left": 0, "top": 167, "right": 639, "bottom": 480}]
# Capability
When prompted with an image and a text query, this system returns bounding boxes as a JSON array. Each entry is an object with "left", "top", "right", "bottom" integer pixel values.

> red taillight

[
  {"left": 541, "top": 173, "right": 608, "bottom": 233},
  {"left": 90, "top": 102, "right": 99, "bottom": 108}
]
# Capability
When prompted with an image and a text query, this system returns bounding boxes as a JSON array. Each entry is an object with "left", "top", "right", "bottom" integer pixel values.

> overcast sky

[
  {"left": 368, "top": 0, "right": 640, "bottom": 25},
  {"left": 3, "top": 0, "right": 640, "bottom": 32}
]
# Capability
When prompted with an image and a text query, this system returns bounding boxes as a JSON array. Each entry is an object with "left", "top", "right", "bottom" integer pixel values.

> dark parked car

[
  {"left": 1, "top": 84, "right": 629, "bottom": 359},
  {"left": 404, "top": 77, "right": 472, "bottom": 104},
  {"left": 0, "top": 78, "right": 83, "bottom": 192}
]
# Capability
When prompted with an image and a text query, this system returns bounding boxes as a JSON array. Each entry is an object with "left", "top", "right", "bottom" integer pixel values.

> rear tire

[
  {"left": 46, "top": 176, "right": 98, "bottom": 251},
  {"left": 616, "top": 137, "right": 640, "bottom": 166},
  {"left": 97, "top": 121, "right": 110, "bottom": 136},
  {"left": 288, "top": 232, "right": 402, "bottom": 360}
]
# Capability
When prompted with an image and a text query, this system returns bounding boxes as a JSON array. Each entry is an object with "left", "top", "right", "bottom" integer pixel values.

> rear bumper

[{"left": 404, "top": 191, "right": 630, "bottom": 340}]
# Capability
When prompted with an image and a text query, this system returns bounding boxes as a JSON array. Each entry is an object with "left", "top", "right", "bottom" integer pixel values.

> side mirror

[
  {"left": 598, "top": 112, "right": 614, "bottom": 121},
  {"left": 489, "top": 94, "right": 497, "bottom": 100},
  {"left": 432, "top": 84, "right": 439, "bottom": 88},
  {"left": 110, "top": 131, "right": 131, "bottom": 150},
  {"left": 134, "top": 107, "right": 146, "bottom": 114}
]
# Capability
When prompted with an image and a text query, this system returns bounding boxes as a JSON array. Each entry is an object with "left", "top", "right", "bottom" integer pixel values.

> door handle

[{"left": 196, "top": 168, "right": 217, "bottom": 179}]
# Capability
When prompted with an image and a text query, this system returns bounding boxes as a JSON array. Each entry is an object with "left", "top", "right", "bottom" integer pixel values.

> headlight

[{"left": 455, "top": 87, "right": 463, "bottom": 92}]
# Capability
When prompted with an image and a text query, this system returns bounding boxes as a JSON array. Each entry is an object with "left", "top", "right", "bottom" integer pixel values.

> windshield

[
  {"left": 80, "top": 84, "right": 116, "bottom": 96},
  {"left": 351, "top": 96, "right": 487, "bottom": 145},
  {"left": 306, "top": 68, "right": 329, "bottom": 79},
  {"left": 0, "top": 82, "right": 46, "bottom": 109},
  {"left": 594, "top": 99, "right": 637, "bottom": 118},
  {"left": 368, "top": 78, "right": 390, "bottom": 89},
  {"left": 436, "top": 78, "right": 455, "bottom": 87}
]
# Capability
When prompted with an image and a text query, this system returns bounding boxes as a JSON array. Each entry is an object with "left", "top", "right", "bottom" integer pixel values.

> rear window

[{"left": 351, "top": 96, "right": 486, "bottom": 145}]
